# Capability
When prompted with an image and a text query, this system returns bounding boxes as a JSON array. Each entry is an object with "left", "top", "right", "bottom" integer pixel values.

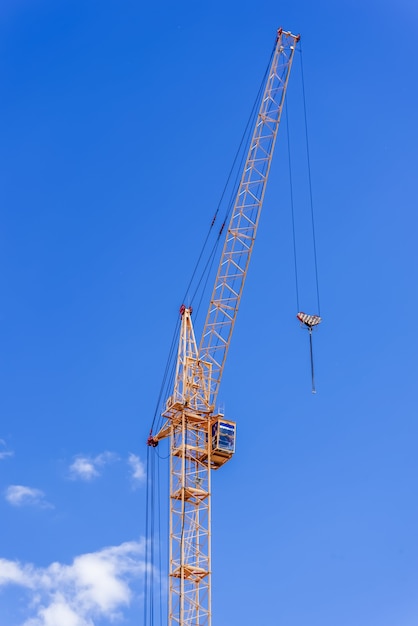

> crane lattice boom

[{"left": 199, "top": 29, "right": 299, "bottom": 409}]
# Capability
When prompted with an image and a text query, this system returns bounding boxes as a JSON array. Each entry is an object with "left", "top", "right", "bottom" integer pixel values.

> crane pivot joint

[
  {"left": 147, "top": 432, "right": 158, "bottom": 447},
  {"left": 179, "top": 304, "right": 193, "bottom": 317}
]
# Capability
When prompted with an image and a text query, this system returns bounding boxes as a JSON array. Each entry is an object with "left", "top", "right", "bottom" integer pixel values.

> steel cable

[
  {"left": 300, "top": 45, "right": 321, "bottom": 315},
  {"left": 285, "top": 98, "right": 300, "bottom": 313}
]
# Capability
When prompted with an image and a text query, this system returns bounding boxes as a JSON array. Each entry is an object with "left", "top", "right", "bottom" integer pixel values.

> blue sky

[{"left": 1, "top": 1, "right": 418, "bottom": 625}]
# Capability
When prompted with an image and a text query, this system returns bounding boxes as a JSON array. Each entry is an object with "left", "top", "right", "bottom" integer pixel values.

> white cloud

[
  {"left": 128, "top": 453, "right": 146, "bottom": 486},
  {"left": 69, "top": 458, "right": 98, "bottom": 481},
  {"left": 5, "top": 485, "right": 52, "bottom": 509},
  {"left": 0, "top": 559, "right": 34, "bottom": 587},
  {"left": 69, "top": 452, "right": 117, "bottom": 482},
  {"left": 24, "top": 597, "right": 89, "bottom": 626},
  {"left": 68, "top": 451, "right": 146, "bottom": 488},
  {"left": 0, "top": 540, "right": 147, "bottom": 626},
  {"left": 0, "top": 438, "right": 14, "bottom": 460}
]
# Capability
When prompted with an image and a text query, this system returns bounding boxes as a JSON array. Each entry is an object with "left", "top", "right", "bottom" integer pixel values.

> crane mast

[{"left": 151, "top": 28, "right": 300, "bottom": 626}]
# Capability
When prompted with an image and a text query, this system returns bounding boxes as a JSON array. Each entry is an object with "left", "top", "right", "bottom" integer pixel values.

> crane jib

[{"left": 198, "top": 30, "right": 300, "bottom": 410}]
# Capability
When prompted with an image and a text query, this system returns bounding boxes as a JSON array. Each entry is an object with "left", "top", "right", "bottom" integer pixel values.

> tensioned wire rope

[
  {"left": 284, "top": 45, "right": 321, "bottom": 393},
  {"left": 284, "top": 46, "right": 321, "bottom": 317},
  {"left": 143, "top": 37, "right": 278, "bottom": 626},
  {"left": 143, "top": 443, "right": 165, "bottom": 626},
  {"left": 300, "top": 43, "right": 321, "bottom": 317},
  {"left": 285, "top": 96, "right": 300, "bottom": 314},
  {"left": 285, "top": 47, "right": 321, "bottom": 316}
]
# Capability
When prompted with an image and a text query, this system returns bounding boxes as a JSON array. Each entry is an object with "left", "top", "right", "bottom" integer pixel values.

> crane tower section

[{"left": 151, "top": 28, "right": 300, "bottom": 626}]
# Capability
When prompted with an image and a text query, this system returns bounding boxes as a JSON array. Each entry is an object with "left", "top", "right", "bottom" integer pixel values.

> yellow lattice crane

[{"left": 148, "top": 28, "right": 300, "bottom": 626}]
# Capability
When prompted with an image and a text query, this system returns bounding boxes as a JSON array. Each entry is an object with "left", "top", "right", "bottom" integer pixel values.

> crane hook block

[{"left": 297, "top": 312, "right": 322, "bottom": 328}]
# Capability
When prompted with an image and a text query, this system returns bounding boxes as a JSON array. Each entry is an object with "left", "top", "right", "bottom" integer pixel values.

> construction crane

[{"left": 148, "top": 28, "right": 300, "bottom": 626}]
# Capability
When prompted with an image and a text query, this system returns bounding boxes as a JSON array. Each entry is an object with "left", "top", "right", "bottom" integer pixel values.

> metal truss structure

[
  {"left": 199, "top": 29, "right": 300, "bottom": 408},
  {"left": 151, "top": 28, "right": 300, "bottom": 626}
]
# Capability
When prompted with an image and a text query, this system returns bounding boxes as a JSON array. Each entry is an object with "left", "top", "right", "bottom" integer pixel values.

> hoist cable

[
  {"left": 184, "top": 41, "right": 276, "bottom": 310},
  {"left": 156, "top": 455, "right": 163, "bottom": 626},
  {"left": 144, "top": 448, "right": 165, "bottom": 626},
  {"left": 150, "top": 316, "right": 181, "bottom": 433},
  {"left": 191, "top": 218, "right": 228, "bottom": 320},
  {"left": 285, "top": 98, "right": 300, "bottom": 313},
  {"left": 309, "top": 327, "right": 316, "bottom": 394},
  {"left": 143, "top": 446, "right": 150, "bottom": 626},
  {"left": 210, "top": 39, "right": 277, "bottom": 306},
  {"left": 154, "top": 445, "right": 170, "bottom": 460},
  {"left": 158, "top": 357, "right": 178, "bottom": 433},
  {"left": 159, "top": 363, "right": 177, "bottom": 432},
  {"left": 183, "top": 82, "right": 263, "bottom": 307},
  {"left": 182, "top": 219, "right": 218, "bottom": 308},
  {"left": 300, "top": 45, "right": 321, "bottom": 316},
  {"left": 218, "top": 47, "right": 274, "bottom": 232},
  {"left": 189, "top": 45, "right": 275, "bottom": 332},
  {"left": 150, "top": 449, "right": 155, "bottom": 625},
  {"left": 194, "top": 239, "right": 220, "bottom": 323}
]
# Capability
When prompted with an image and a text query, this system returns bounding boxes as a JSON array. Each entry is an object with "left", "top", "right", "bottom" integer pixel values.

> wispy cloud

[
  {"left": 128, "top": 453, "right": 146, "bottom": 487},
  {"left": 5, "top": 485, "right": 52, "bottom": 509},
  {"left": 68, "top": 451, "right": 146, "bottom": 488},
  {"left": 69, "top": 452, "right": 117, "bottom": 482},
  {"left": 0, "top": 540, "right": 147, "bottom": 626},
  {"left": 0, "top": 438, "right": 14, "bottom": 460}
]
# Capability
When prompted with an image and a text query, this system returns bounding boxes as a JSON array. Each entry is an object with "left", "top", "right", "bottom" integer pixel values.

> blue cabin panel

[{"left": 212, "top": 420, "right": 236, "bottom": 454}]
